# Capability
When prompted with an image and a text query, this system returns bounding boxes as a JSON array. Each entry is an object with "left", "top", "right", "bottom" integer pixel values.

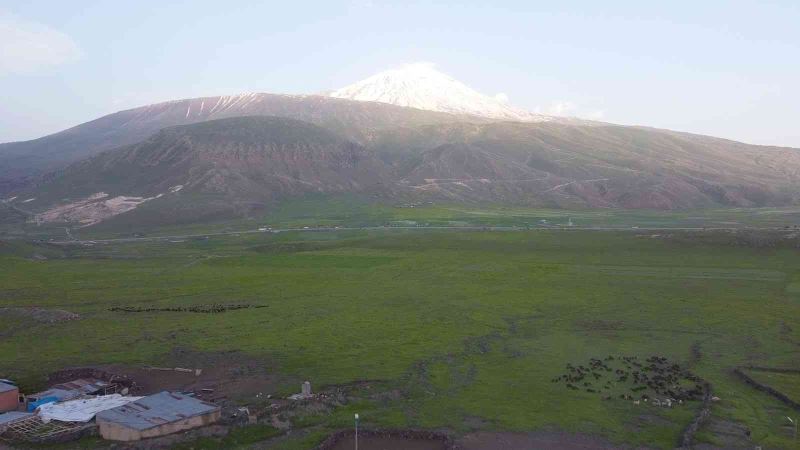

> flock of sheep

[{"left": 552, "top": 355, "right": 706, "bottom": 404}]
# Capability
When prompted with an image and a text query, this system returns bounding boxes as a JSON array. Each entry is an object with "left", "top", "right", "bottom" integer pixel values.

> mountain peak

[{"left": 329, "top": 63, "right": 551, "bottom": 122}]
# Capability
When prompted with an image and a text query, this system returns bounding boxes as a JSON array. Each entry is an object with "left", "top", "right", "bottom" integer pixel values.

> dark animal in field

[{"left": 556, "top": 354, "right": 706, "bottom": 403}]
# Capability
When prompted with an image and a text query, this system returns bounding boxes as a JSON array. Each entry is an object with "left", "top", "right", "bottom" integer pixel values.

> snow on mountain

[{"left": 329, "top": 62, "right": 551, "bottom": 122}]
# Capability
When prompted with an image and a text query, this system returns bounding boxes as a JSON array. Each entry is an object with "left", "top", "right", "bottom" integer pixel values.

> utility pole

[
  {"left": 788, "top": 416, "right": 797, "bottom": 441},
  {"left": 354, "top": 413, "right": 359, "bottom": 450}
]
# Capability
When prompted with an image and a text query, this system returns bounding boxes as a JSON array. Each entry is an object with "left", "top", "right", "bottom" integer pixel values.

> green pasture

[
  {"left": 743, "top": 369, "right": 800, "bottom": 404},
  {"left": 5, "top": 194, "right": 800, "bottom": 242},
  {"left": 1, "top": 229, "right": 798, "bottom": 448}
]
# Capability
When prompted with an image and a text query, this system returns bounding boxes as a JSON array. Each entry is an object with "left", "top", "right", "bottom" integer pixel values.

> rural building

[
  {"left": 96, "top": 391, "right": 221, "bottom": 441},
  {"left": 50, "top": 378, "right": 118, "bottom": 397},
  {"left": 0, "top": 382, "right": 19, "bottom": 412},
  {"left": 25, "top": 378, "right": 116, "bottom": 411}
]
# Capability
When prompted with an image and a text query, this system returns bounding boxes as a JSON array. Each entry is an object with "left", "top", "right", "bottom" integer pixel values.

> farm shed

[
  {"left": 96, "top": 391, "right": 220, "bottom": 441},
  {"left": 25, "top": 378, "right": 116, "bottom": 411},
  {"left": 0, "top": 382, "right": 19, "bottom": 412},
  {"left": 50, "top": 378, "right": 117, "bottom": 396}
]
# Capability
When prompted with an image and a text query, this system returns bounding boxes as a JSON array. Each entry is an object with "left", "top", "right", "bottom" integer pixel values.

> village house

[
  {"left": 96, "top": 391, "right": 220, "bottom": 441},
  {"left": 0, "top": 382, "right": 19, "bottom": 413}
]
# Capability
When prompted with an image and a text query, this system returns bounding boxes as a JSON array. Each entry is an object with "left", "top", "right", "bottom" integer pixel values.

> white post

[{"left": 355, "top": 413, "right": 359, "bottom": 450}]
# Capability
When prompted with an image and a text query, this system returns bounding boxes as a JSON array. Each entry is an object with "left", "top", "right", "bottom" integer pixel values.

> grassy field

[
  {"left": 4, "top": 194, "right": 800, "bottom": 242},
  {"left": 743, "top": 369, "right": 800, "bottom": 404},
  {"left": 1, "top": 228, "right": 799, "bottom": 448}
]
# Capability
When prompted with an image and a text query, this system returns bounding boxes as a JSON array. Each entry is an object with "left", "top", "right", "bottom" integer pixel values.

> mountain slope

[
  {"left": 373, "top": 122, "right": 800, "bottom": 209},
  {"left": 0, "top": 93, "right": 477, "bottom": 193},
  {"left": 3, "top": 64, "right": 800, "bottom": 220},
  {"left": 329, "top": 63, "right": 550, "bottom": 122},
  {"left": 10, "top": 117, "right": 800, "bottom": 229},
  {"left": 20, "top": 116, "right": 389, "bottom": 226}
]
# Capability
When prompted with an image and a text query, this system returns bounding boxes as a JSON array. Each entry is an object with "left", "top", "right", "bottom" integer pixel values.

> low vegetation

[{"left": 1, "top": 223, "right": 798, "bottom": 448}]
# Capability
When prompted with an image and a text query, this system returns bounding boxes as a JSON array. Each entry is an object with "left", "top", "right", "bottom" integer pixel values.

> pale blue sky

[{"left": 1, "top": 1, "right": 799, "bottom": 146}]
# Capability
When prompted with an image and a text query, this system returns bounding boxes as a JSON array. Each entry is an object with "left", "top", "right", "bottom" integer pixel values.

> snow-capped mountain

[{"left": 329, "top": 63, "right": 551, "bottom": 122}]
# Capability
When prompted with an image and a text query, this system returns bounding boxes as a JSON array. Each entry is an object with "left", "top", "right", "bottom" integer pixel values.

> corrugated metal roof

[
  {"left": 96, "top": 391, "right": 219, "bottom": 431},
  {"left": 51, "top": 378, "right": 111, "bottom": 394},
  {"left": 0, "top": 412, "right": 32, "bottom": 426},
  {"left": 0, "top": 382, "right": 17, "bottom": 394},
  {"left": 29, "top": 378, "right": 111, "bottom": 401},
  {"left": 30, "top": 388, "right": 81, "bottom": 402}
]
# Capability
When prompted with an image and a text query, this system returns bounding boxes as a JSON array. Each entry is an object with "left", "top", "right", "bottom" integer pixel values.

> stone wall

[
  {"left": 678, "top": 381, "right": 713, "bottom": 449},
  {"left": 733, "top": 367, "right": 800, "bottom": 411}
]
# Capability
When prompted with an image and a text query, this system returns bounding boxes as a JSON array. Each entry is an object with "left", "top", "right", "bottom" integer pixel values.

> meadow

[
  {"left": 1, "top": 227, "right": 799, "bottom": 448},
  {"left": 5, "top": 194, "right": 800, "bottom": 242}
]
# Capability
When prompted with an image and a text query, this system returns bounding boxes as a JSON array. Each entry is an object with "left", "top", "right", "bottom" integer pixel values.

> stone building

[{"left": 96, "top": 391, "right": 220, "bottom": 441}]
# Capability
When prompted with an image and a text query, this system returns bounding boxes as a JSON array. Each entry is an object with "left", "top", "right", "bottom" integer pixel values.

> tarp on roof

[
  {"left": 27, "top": 396, "right": 59, "bottom": 412},
  {"left": 96, "top": 391, "right": 220, "bottom": 431},
  {"left": 37, "top": 394, "right": 143, "bottom": 423},
  {"left": 30, "top": 389, "right": 79, "bottom": 403},
  {"left": 0, "top": 381, "right": 17, "bottom": 393}
]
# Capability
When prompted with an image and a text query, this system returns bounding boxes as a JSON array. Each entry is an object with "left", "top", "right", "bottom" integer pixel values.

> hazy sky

[{"left": 1, "top": 1, "right": 799, "bottom": 147}]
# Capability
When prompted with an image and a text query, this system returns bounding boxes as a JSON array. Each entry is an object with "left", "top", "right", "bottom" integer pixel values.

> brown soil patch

[
  {"left": 319, "top": 430, "right": 454, "bottom": 450},
  {"left": 98, "top": 349, "right": 279, "bottom": 404},
  {"left": 458, "top": 431, "right": 652, "bottom": 450},
  {"left": 330, "top": 435, "right": 448, "bottom": 450}
]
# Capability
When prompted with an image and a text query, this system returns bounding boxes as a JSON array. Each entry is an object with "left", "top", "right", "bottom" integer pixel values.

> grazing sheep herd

[{"left": 552, "top": 355, "right": 706, "bottom": 405}]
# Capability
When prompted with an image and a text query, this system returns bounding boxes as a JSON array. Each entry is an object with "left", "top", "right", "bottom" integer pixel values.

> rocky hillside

[
  {"left": 16, "top": 117, "right": 389, "bottom": 226},
  {"left": 0, "top": 93, "right": 475, "bottom": 193},
  {"left": 4, "top": 112, "right": 800, "bottom": 228},
  {"left": 371, "top": 122, "right": 800, "bottom": 209}
]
